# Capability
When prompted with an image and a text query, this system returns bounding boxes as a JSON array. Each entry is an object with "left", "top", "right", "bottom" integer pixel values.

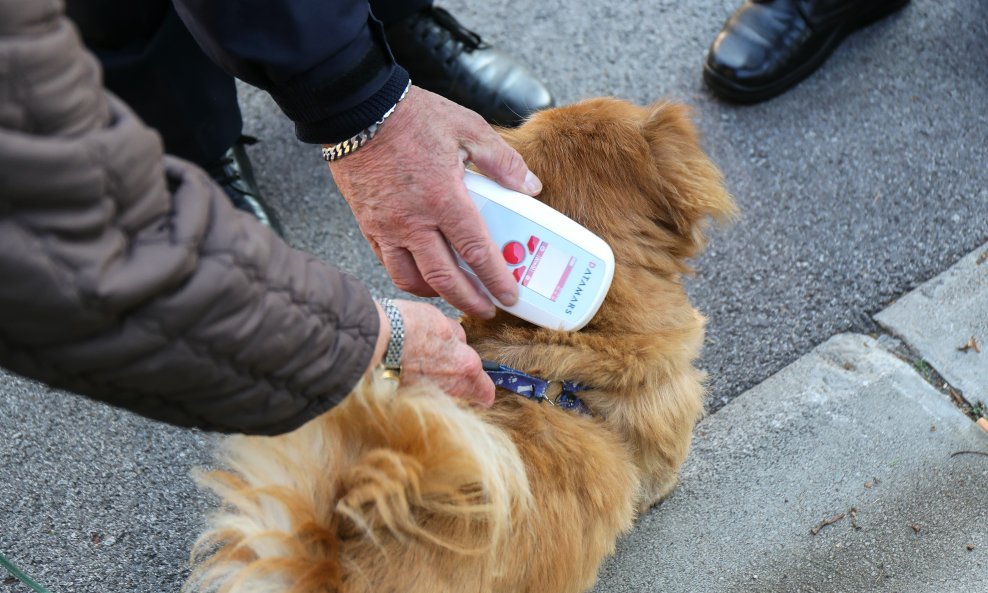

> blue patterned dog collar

[{"left": 482, "top": 360, "right": 591, "bottom": 415}]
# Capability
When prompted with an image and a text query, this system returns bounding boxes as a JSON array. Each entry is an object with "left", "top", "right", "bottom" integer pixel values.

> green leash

[{"left": 0, "top": 550, "right": 53, "bottom": 593}]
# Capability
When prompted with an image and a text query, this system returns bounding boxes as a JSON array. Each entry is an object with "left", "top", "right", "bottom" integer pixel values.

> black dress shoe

[
  {"left": 384, "top": 6, "right": 554, "bottom": 127},
  {"left": 704, "top": 0, "right": 909, "bottom": 103},
  {"left": 206, "top": 136, "right": 284, "bottom": 236}
]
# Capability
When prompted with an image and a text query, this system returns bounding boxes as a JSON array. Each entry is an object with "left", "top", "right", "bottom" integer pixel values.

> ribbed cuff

[
  {"left": 291, "top": 67, "right": 410, "bottom": 145},
  {"left": 262, "top": 10, "right": 409, "bottom": 145}
]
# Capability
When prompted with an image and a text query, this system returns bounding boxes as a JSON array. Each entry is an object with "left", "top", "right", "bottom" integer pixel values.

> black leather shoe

[
  {"left": 704, "top": 0, "right": 909, "bottom": 103},
  {"left": 206, "top": 136, "right": 284, "bottom": 236},
  {"left": 384, "top": 6, "right": 554, "bottom": 127}
]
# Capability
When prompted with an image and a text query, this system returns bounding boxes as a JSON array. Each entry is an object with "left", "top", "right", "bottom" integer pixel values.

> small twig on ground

[
  {"left": 849, "top": 507, "right": 861, "bottom": 531},
  {"left": 957, "top": 336, "right": 981, "bottom": 353},
  {"left": 811, "top": 512, "right": 847, "bottom": 535},
  {"left": 946, "top": 385, "right": 967, "bottom": 407},
  {"left": 848, "top": 507, "right": 861, "bottom": 531},
  {"left": 950, "top": 450, "right": 988, "bottom": 459}
]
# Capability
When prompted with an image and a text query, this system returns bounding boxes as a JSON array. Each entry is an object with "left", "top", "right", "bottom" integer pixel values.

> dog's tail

[{"left": 184, "top": 374, "right": 531, "bottom": 593}]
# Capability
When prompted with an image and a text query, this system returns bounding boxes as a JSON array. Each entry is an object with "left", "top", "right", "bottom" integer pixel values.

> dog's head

[
  {"left": 494, "top": 98, "right": 736, "bottom": 335},
  {"left": 502, "top": 98, "right": 734, "bottom": 260}
]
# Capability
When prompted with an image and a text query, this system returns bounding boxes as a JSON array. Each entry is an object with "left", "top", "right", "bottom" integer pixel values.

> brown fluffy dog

[{"left": 185, "top": 98, "right": 735, "bottom": 593}]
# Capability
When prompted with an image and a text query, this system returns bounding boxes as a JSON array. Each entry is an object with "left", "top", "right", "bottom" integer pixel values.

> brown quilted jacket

[{"left": 0, "top": 0, "right": 379, "bottom": 435}]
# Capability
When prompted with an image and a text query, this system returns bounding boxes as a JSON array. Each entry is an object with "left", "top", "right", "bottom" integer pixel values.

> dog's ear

[{"left": 640, "top": 102, "right": 736, "bottom": 254}]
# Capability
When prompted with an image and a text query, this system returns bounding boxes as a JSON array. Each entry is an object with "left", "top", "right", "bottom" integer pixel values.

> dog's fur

[{"left": 185, "top": 98, "right": 735, "bottom": 593}]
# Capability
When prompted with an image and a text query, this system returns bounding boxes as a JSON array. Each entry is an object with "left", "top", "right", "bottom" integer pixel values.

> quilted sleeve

[{"left": 0, "top": 0, "right": 379, "bottom": 435}]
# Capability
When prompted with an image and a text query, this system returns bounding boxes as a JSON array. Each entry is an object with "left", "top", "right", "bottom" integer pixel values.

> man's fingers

[
  {"left": 468, "top": 366, "right": 496, "bottom": 407},
  {"left": 410, "top": 233, "right": 495, "bottom": 318},
  {"left": 393, "top": 299, "right": 495, "bottom": 407},
  {"left": 465, "top": 129, "right": 542, "bottom": 196},
  {"left": 449, "top": 317, "right": 468, "bottom": 343},
  {"left": 380, "top": 246, "right": 437, "bottom": 297},
  {"left": 452, "top": 341, "right": 495, "bottom": 407},
  {"left": 361, "top": 231, "right": 384, "bottom": 262},
  {"left": 440, "top": 188, "right": 519, "bottom": 307}
]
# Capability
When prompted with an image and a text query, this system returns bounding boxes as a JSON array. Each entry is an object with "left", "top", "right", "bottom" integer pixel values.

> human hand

[
  {"left": 367, "top": 299, "right": 494, "bottom": 406},
  {"left": 329, "top": 85, "right": 542, "bottom": 319}
]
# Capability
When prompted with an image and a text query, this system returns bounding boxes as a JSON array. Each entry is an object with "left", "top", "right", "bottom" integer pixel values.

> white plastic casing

[{"left": 459, "top": 170, "right": 615, "bottom": 331}]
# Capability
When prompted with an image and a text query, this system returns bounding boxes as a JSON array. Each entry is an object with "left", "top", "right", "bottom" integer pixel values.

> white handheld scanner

[{"left": 459, "top": 170, "right": 615, "bottom": 331}]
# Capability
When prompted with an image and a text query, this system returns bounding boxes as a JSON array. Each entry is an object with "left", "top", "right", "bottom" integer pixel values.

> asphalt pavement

[{"left": 1, "top": 0, "right": 986, "bottom": 591}]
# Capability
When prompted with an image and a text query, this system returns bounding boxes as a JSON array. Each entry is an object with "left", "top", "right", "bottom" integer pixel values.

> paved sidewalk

[{"left": 594, "top": 243, "right": 988, "bottom": 593}]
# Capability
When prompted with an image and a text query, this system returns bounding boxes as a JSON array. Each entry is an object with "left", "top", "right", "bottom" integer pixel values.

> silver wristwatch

[{"left": 378, "top": 298, "right": 404, "bottom": 381}]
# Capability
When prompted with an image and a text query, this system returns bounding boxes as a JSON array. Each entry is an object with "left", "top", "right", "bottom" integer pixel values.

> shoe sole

[{"left": 703, "top": 0, "right": 910, "bottom": 104}]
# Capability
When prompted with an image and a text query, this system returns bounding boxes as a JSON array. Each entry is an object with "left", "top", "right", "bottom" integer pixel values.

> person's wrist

[
  {"left": 321, "top": 80, "right": 411, "bottom": 162},
  {"left": 367, "top": 301, "right": 391, "bottom": 375}
]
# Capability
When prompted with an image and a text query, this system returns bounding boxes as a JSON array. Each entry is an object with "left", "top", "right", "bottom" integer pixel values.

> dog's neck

[
  {"left": 465, "top": 281, "right": 705, "bottom": 402},
  {"left": 483, "top": 360, "right": 592, "bottom": 415}
]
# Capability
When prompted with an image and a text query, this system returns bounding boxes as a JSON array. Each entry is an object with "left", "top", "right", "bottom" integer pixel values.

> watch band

[
  {"left": 378, "top": 298, "right": 404, "bottom": 381},
  {"left": 321, "top": 80, "right": 412, "bottom": 162}
]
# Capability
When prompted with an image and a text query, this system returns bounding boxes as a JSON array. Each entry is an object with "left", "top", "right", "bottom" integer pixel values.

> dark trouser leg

[
  {"left": 66, "top": 0, "right": 241, "bottom": 167},
  {"left": 369, "top": 0, "right": 433, "bottom": 26}
]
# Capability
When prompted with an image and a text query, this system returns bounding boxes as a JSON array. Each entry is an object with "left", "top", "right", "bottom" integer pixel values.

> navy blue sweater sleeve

[{"left": 172, "top": 0, "right": 409, "bottom": 144}]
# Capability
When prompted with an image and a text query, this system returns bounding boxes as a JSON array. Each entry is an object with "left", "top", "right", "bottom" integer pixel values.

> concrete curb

[
  {"left": 876, "top": 241, "right": 988, "bottom": 409},
  {"left": 594, "top": 333, "right": 987, "bottom": 593}
]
